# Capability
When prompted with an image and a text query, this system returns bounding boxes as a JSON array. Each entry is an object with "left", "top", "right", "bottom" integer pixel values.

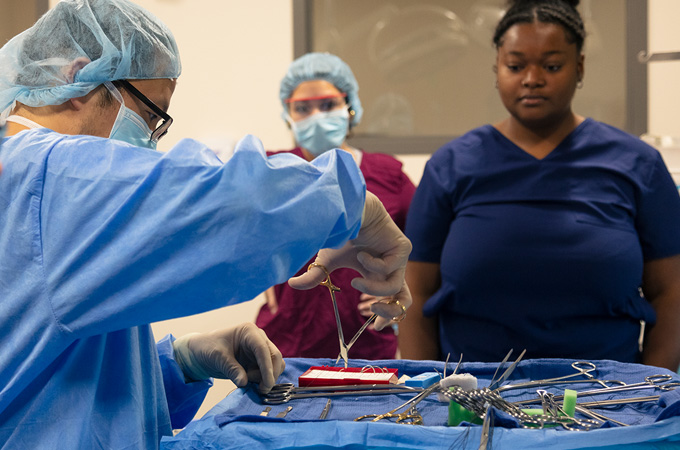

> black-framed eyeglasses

[{"left": 115, "top": 80, "right": 173, "bottom": 142}]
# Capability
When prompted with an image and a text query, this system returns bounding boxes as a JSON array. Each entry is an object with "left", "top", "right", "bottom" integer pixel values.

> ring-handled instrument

[
  {"left": 309, "top": 263, "right": 408, "bottom": 368},
  {"left": 335, "top": 298, "right": 407, "bottom": 365},
  {"left": 513, "top": 373, "right": 678, "bottom": 407},
  {"left": 500, "top": 361, "right": 622, "bottom": 393},
  {"left": 262, "top": 383, "right": 421, "bottom": 405},
  {"left": 309, "top": 263, "right": 350, "bottom": 368},
  {"left": 354, "top": 379, "right": 442, "bottom": 425},
  {"left": 550, "top": 374, "right": 678, "bottom": 400},
  {"left": 530, "top": 361, "right": 612, "bottom": 388}
]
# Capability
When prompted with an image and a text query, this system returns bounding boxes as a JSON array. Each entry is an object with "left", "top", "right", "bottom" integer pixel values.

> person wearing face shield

[
  {"left": 0, "top": 1, "right": 412, "bottom": 449},
  {"left": 255, "top": 53, "right": 416, "bottom": 360}
]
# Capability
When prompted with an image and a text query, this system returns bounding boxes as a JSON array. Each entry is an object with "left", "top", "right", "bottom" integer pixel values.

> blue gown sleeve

[
  {"left": 32, "top": 132, "right": 365, "bottom": 338},
  {"left": 157, "top": 334, "right": 213, "bottom": 429}
]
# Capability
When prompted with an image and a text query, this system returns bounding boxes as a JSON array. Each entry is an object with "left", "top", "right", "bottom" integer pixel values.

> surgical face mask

[
  {"left": 288, "top": 108, "right": 350, "bottom": 156},
  {"left": 104, "top": 82, "right": 157, "bottom": 150}
]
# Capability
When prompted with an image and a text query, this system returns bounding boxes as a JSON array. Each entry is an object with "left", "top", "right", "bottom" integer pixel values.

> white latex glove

[
  {"left": 358, "top": 293, "right": 379, "bottom": 319},
  {"left": 289, "top": 191, "right": 413, "bottom": 331},
  {"left": 172, "top": 323, "right": 285, "bottom": 394}
]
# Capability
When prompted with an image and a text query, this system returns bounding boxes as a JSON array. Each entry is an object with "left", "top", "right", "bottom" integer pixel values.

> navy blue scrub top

[{"left": 406, "top": 119, "right": 680, "bottom": 362}]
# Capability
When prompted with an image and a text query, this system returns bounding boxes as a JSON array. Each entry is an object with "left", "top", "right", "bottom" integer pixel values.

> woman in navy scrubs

[{"left": 400, "top": 0, "right": 680, "bottom": 371}]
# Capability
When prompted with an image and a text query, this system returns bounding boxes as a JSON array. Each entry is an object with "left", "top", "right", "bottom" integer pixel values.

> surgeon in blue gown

[{"left": 0, "top": 1, "right": 412, "bottom": 449}]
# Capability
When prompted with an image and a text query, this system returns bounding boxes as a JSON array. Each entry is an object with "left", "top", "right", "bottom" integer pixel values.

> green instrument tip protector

[
  {"left": 562, "top": 389, "right": 577, "bottom": 417},
  {"left": 448, "top": 400, "right": 482, "bottom": 426}
]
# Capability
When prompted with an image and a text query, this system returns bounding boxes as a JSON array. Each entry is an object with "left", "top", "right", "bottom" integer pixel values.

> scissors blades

[
  {"left": 489, "top": 349, "right": 526, "bottom": 390},
  {"left": 320, "top": 274, "right": 349, "bottom": 368},
  {"left": 335, "top": 313, "right": 378, "bottom": 364}
]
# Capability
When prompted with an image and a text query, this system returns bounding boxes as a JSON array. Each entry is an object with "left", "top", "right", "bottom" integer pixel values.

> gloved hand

[
  {"left": 357, "top": 293, "right": 379, "bottom": 319},
  {"left": 289, "top": 191, "right": 413, "bottom": 331},
  {"left": 172, "top": 323, "right": 285, "bottom": 394}
]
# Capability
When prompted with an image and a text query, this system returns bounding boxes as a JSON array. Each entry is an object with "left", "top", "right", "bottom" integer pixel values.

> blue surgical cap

[
  {"left": 280, "top": 53, "right": 363, "bottom": 127},
  {"left": 0, "top": 0, "right": 181, "bottom": 116}
]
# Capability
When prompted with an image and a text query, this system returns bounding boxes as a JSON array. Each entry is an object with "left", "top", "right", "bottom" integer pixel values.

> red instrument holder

[{"left": 298, "top": 365, "right": 399, "bottom": 387}]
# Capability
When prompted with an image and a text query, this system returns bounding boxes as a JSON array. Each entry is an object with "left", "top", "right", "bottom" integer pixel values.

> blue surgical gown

[{"left": 0, "top": 130, "right": 365, "bottom": 449}]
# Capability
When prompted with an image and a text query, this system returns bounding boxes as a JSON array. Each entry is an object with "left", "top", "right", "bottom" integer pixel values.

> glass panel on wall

[
  {"left": 305, "top": 0, "right": 628, "bottom": 142},
  {"left": 0, "top": 0, "right": 48, "bottom": 47}
]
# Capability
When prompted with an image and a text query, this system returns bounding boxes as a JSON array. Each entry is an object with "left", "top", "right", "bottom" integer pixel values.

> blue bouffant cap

[
  {"left": 279, "top": 52, "right": 363, "bottom": 127},
  {"left": 0, "top": 0, "right": 181, "bottom": 116}
]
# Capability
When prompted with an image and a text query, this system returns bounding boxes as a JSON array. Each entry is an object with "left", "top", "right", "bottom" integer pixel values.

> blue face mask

[
  {"left": 289, "top": 108, "right": 350, "bottom": 156},
  {"left": 104, "top": 82, "right": 157, "bottom": 150}
]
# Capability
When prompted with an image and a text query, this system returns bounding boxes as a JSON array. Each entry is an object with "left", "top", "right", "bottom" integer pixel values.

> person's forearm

[
  {"left": 399, "top": 261, "right": 441, "bottom": 360},
  {"left": 398, "top": 303, "right": 439, "bottom": 360},
  {"left": 642, "top": 293, "right": 680, "bottom": 371}
]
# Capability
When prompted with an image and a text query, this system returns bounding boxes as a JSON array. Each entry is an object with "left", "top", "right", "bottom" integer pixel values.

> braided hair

[{"left": 493, "top": 0, "right": 586, "bottom": 52}]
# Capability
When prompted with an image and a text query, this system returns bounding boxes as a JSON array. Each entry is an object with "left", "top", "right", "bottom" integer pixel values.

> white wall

[
  {"left": 647, "top": 0, "right": 680, "bottom": 182},
  {"left": 647, "top": 0, "right": 680, "bottom": 138}
]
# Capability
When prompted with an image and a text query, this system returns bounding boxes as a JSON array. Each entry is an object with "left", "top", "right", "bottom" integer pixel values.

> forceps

[
  {"left": 509, "top": 361, "right": 614, "bottom": 390},
  {"left": 311, "top": 263, "right": 349, "bottom": 368}
]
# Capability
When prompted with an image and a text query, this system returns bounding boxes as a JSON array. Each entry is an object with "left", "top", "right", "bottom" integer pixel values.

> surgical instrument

[
  {"left": 514, "top": 374, "right": 678, "bottom": 406},
  {"left": 259, "top": 406, "right": 271, "bottom": 417},
  {"left": 489, "top": 349, "right": 514, "bottom": 388},
  {"left": 442, "top": 386, "right": 600, "bottom": 430},
  {"left": 263, "top": 384, "right": 421, "bottom": 405},
  {"left": 489, "top": 349, "right": 526, "bottom": 390},
  {"left": 577, "top": 395, "right": 661, "bottom": 408},
  {"left": 498, "top": 378, "right": 623, "bottom": 393},
  {"left": 500, "top": 361, "right": 620, "bottom": 393},
  {"left": 319, "top": 399, "right": 332, "bottom": 419},
  {"left": 267, "top": 382, "right": 419, "bottom": 395},
  {"left": 275, "top": 406, "right": 293, "bottom": 418},
  {"left": 571, "top": 374, "right": 680, "bottom": 396},
  {"left": 478, "top": 404, "right": 492, "bottom": 450},
  {"left": 335, "top": 298, "right": 407, "bottom": 364},
  {"left": 529, "top": 361, "right": 612, "bottom": 388},
  {"left": 311, "top": 263, "right": 349, "bottom": 368},
  {"left": 573, "top": 405, "right": 629, "bottom": 427},
  {"left": 354, "top": 379, "right": 442, "bottom": 425}
]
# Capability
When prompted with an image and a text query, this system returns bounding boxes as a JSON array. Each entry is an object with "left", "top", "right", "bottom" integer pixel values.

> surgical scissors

[
  {"left": 311, "top": 263, "right": 350, "bottom": 368},
  {"left": 335, "top": 298, "right": 407, "bottom": 365}
]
